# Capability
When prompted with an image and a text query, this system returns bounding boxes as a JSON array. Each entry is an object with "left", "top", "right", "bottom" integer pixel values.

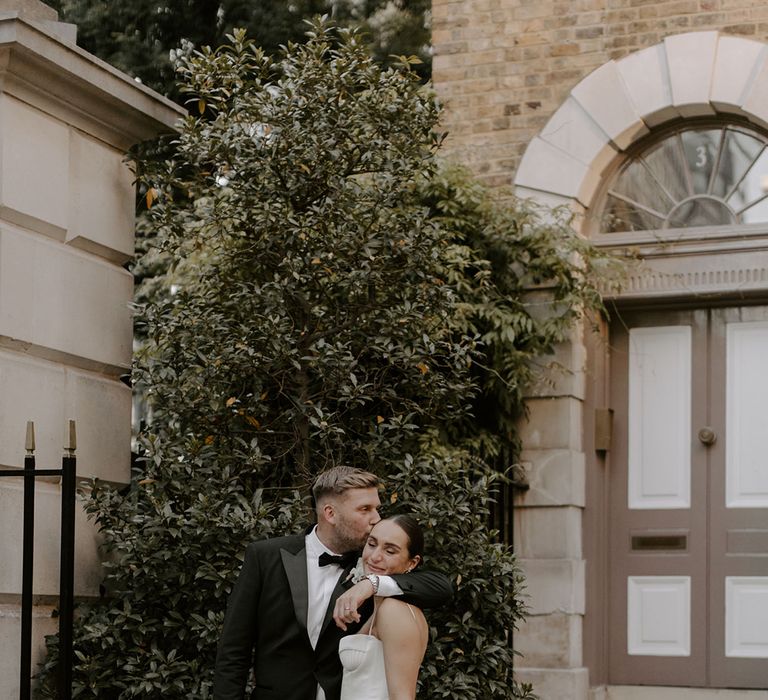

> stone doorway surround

[{"left": 511, "top": 31, "right": 768, "bottom": 700}]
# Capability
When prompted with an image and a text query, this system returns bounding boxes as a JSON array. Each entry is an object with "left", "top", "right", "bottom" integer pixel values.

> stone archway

[
  {"left": 511, "top": 31, "right": 768, "bottom": 699},
  {"left": 514, "top": 31, "right": 768, "bottom": 221}
]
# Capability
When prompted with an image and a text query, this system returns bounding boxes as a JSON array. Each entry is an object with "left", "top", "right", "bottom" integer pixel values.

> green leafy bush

[
  {"left": 36, "top": 21, "right": 614, "bottom": 699},
  {"left": 385, "top": 453, "right": 535, "bottom": 699}
]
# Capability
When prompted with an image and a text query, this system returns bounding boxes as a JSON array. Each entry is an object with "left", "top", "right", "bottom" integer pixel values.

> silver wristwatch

[{"left": 365, "top": 573, "right": 380, "bottom": 594}]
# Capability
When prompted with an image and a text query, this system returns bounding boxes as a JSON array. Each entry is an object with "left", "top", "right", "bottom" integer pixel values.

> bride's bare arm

[{"left": 377, "top": 598, "right": 428, "bottom": 700}]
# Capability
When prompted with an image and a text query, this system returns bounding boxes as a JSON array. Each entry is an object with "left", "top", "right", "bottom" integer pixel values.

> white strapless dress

[{"left": 338, "top": 633, "right": 388, "bottom": 700}]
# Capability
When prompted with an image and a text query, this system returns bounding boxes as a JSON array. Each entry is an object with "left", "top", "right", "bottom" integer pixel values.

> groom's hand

[{"left": 333, "top": 579, "right": 375, "bottom": 630}]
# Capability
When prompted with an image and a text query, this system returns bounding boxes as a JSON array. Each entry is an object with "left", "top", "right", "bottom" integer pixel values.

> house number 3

[{"left": 695, "top": 145, "right": 707, "bottom": 168}]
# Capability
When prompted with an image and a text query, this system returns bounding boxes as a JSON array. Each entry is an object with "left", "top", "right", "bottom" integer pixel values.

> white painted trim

[
  {"left": 627, "top": 327, "right": 691, "bottom": 510},
  {"left": 725, "top": 576, "right": 768, "bottom": 657},
  {"left": 726, "top": 323, "right": 768, "bottom": 508},
  {"left": 627, "top": 576, "right": 691, "bottom": 656}
]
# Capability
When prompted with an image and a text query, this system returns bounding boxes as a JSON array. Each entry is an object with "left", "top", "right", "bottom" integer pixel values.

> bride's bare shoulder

[
  {"left": 377, "top": 598, "right": 426, "bottom": 624},
  {"left": 375, "top": 598, "right": 428, "bottom": 653}
]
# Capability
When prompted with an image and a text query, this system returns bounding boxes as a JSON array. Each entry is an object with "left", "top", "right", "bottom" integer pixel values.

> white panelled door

[{"left": 609, "top": 306, "right": 768, "bottom": 688}]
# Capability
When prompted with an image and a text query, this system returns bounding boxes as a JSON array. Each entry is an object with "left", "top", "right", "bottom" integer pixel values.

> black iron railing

[{"left": 0, "top": 421, "right": 76, "bottom": 700}]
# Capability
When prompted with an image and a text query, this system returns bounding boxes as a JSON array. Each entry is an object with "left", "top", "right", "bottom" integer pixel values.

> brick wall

[{"left": 432, "top": 0, "right": 766, "bottom": 187}]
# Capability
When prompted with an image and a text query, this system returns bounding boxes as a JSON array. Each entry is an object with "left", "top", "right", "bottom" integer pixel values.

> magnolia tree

[{"left": 38, "top": 21, "right": 614, "bottom": 699}]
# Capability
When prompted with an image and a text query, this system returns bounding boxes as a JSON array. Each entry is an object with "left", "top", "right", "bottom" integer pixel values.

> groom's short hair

[{"left": 311, "top": 466, "right": 380, "bottom": 508}]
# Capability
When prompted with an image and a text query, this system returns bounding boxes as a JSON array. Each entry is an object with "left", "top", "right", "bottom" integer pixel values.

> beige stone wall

[
  {"left": 511, "top": 336, "right": 590, "bottom": 699},
  {"left": 0, "top": 3, "right": 183, "bottom": 695},
  {"left": 433, "top": 0, "right": 768, "bottom": 188}
]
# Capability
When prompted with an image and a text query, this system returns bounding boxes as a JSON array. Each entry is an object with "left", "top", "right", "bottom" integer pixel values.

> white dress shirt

[
  {"left": 305, "top": 527, "right": 402, "bottom": 700},
  {"left": 305, "top": 527, "right": 344, "bottom": 649}
]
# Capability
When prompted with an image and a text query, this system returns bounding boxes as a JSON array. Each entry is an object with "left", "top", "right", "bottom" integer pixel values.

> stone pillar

[
  {"left": 513, "top": 322, "right": 590, "bottom": 700},
  {"left": 0, "top": 2, "right": 184, "bottom": 695}
]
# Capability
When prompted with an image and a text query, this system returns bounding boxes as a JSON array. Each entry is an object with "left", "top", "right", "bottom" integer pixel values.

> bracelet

[{"left": 365, "top": 573, "right": 380, "bottom": 595}]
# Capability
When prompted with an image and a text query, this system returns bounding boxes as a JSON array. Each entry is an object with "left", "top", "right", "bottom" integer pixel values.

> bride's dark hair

[{"left": 388, "top": 514, "right": 424, "bottom": 564}]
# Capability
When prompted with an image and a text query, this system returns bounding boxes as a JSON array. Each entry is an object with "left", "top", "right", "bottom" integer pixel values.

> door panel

[
  {"left": 723, "top": 318, "right": 768, "bottom": 509},
  {"left": 609, "top": 306, "right": 768, "bottom": 688},
  {"left": 708, "top": 307, "right": 768, "bottom": 687},
  {"left": 627, "top": 325, "right": 692, "bottom": 510},
  {"left": 609, "top": 309, "right": 708, "bottom": 686}
]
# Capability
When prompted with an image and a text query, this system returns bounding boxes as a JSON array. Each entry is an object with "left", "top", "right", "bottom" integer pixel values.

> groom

[{"left": 213, "top": 466, "right": 452, "bottom": 700}]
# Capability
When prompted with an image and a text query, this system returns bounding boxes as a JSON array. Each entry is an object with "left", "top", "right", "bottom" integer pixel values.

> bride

[{"left": 338, "top": 515, "right": 429, "bottom": 700}]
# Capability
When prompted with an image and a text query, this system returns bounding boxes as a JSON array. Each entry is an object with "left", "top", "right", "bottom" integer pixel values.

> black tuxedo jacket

[{"left": 213, "top": 533, "right": 452, "bottom": 700}]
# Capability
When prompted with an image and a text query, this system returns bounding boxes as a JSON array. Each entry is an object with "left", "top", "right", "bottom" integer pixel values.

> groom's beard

[{"left": 332, "top": 513, "right": 369, "bottom": 553}]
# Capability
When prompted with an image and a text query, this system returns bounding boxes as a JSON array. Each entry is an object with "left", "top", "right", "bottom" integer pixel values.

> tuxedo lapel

[{"left": 281, "top": 545, "right": 309, "bottom": 635}]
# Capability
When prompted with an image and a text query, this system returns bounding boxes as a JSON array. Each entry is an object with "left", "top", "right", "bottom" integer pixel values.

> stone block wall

[
  {"left": 511, "top": 334, "right": 590, "bottom": 699},
  {"left": 0, "top": 3, "right": 183, "bottom": 696},
  {"left": 432, "top": 0, "right": 768, "bottom": 188}
]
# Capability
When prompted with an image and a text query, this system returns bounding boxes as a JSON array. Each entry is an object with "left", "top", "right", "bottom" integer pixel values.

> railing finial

[
  {"left": 25, "top": 421, "right": 35, "bottom": 454},
  {"left": 64, "top": 420, "right": 76, "bottom": 455}
]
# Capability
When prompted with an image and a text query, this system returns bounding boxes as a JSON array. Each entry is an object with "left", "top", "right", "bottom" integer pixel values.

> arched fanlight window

[{"left": 600, "top": 123, "right": 768, "bottom": 232}]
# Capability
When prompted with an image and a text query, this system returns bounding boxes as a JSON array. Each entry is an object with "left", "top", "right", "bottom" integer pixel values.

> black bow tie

[{"left": 318, "top": 551, "right": 358, "bottom": 568}]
